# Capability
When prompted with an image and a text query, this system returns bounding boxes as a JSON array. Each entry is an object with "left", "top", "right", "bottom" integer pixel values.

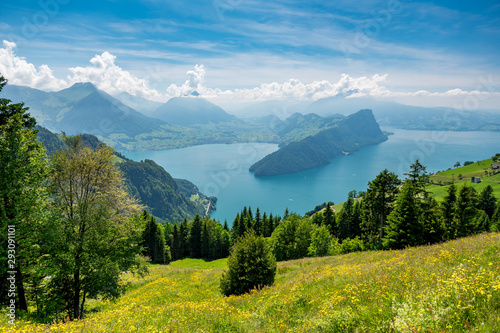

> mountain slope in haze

[
  {"left": 152, "top": 96, "right": 237, "bottom": 126},
  {"left": 249, "top": 109, "right": 387, "bottom": 176},
  {"left": 36, "top": 127, "right": 215, "bottom": 222},
  {"left": 2, "top": 83, "right": 166, "bottom": 137},
  {"left": 305, "top": 96, "right": 500, "bottom": 131},
  {"left": 114, "top": 92, "right": 163, "bottom": 114}
]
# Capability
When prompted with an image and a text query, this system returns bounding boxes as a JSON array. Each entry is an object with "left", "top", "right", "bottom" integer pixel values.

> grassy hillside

[
  {"left": 2, "top": 233, "right": 499, "bottom": 332},
  {"left": 427, "top": 156, "right": 500, "bottom": 200}
]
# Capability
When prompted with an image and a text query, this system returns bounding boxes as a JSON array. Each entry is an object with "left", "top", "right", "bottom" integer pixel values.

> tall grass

[{"left": 1, "top": 233, "right": 499, "bottom": 332}]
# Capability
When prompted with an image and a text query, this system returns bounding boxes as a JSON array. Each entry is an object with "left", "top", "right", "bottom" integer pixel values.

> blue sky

[{"left": 0, "top": 0, "right": 499, "bottom": 109}]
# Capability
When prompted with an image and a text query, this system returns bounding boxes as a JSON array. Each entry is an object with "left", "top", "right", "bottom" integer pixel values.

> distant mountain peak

[
  {"left": 190, "top": 91, "right": 200, "bottom": 97},
  {"left": 152, "top": 96, "right": 236, "bottom": 126}
]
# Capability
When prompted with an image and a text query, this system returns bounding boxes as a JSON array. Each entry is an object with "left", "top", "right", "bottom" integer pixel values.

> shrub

[
  {"left": 308, "top": 225, "right": 331, "bottom": 257},
  {"left": 220, "top": 231, "right": 276, "bottom": 296},
  {"left": 340, "top": 237, "right": 365, "bottom": 253}
]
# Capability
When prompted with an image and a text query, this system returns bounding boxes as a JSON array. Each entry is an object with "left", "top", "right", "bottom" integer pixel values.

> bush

[
  {"left": 308, "top": 225, "right": 331, "bottom": 257},
  {"left": 340, "top": 237, "right": 365, "bottom": 253},
  {"left": 220, "top": 231, "right": 276, "bottom": 296},
  {"left": 329, "top": 238, "right": 342, "bottom": 255}
]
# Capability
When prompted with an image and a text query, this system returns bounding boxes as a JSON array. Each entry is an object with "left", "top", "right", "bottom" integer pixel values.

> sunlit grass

[{"left": 1, "top": 233, "right": 499, "bottom": 332}]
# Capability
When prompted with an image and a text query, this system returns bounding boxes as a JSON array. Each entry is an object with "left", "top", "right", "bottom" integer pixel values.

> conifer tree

[
  {"left": 478, "top": 185, "right": 496, "bottom": 219},
  {"left": 180, "top": 218, "right": 189, "bottom": 257},
  {"left": 261, "top": 212, "right": 269, "bottom": 236},
  {"left": 338, "top": 198, "right": 354, "bottom": 240},
  {"left": 311, "top": 212, "right": 323, "bottom": 226},
  {"left": 231, "top": 213, "right": 241, "bottom": 241},
  {"left": 383, "top": 181, "right": 424, "bottom": 249},
  {"left": 361, "top": 169, "right": 401, "bottom": 248},
  {"left": 201, "top": 221, "right": 210, "bottom": 259},
  {"left": 220, "top": 230, "right": 276, "bottom": 296},
  {"left": 172, "top": 223, "right": 181, "bottom": 260},
  {"left": 323, "top": 202, "right": 336, "bottom": 235},
  {"left": 254, "top": 208, "right": 262, "bottom": 235},
  {"left": 268, "top": 213, "right": 274, "bottom": 236},
  {"left": 456, "top": 184, "right": 478, "bottom": 238},
  {"left": 189, "top": 215, "right": 203, "bottom": 258},
  {"left": 441, "top": 182, "right": 458, "bottom": 240}
]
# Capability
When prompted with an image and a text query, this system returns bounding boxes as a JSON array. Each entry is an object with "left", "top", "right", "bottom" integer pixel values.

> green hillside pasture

[
  {"left": 2, "top": 233, "right": 499, "bottom": 332},
  {"left": 427, "top": 157, "right": 500, "bottom": 201}
]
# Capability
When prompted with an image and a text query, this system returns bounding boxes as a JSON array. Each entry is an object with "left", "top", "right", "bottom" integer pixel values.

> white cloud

[
  {"left": 68, "top": 51, "right": 164, "bottom": 101},
  {"left": 204, "top": 73, "right": 391, "bottom": 103},
  {"left": 0, "top": 40, "right": 68, "bottom": 91},
  {"left": 1, "top": 42, "right": 499, "bottom": 110},
  {"left": 166, "top": 64, "right": 208, "bottom": 96}
]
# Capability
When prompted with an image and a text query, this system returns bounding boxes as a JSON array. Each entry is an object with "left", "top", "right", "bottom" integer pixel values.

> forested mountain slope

[
  {"left": 36, "top": 127, "right": 214, "bottom": 222},
  {"left": 250, "top": 109, "right": 387, "bottom": 176}
]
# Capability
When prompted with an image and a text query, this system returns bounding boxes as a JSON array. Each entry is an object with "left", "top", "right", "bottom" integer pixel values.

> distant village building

[
  {"left": 471, "top": 177, "right": 481, "bottom": 183},
  {"left": 492, "top": 164, "right": 499, "bottom": 170}
]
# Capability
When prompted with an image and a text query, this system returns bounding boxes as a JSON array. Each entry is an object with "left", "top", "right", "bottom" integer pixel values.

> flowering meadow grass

[{"left": 1, "top": 233, "right": 499, "bottom": 332}]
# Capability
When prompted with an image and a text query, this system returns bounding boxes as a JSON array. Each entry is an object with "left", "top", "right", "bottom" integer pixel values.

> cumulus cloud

[
  {"left": 166, "top": 64, "right": 207, "bottom": 96},
  {"left": 0, "top": 40, "right": 68, "bottom": 91},
  {"left": 1, "top": 42, "right": 498, "bottom": 110},
  {"left": 215, "top": 73, "right": 391, "bottom": 103},
  {"left": 68, "top": 51, "right": 164, "bottom": 101}
]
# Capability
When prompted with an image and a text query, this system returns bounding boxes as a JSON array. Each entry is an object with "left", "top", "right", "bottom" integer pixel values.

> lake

[{"left": 125, "top": 128, "right": 500, "bottom": 223}]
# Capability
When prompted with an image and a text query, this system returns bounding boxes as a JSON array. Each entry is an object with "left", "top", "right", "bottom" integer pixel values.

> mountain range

[
  {"left": 4, "top": 83, "right": 500, "bottom": 155},
  {"left": 151, "top": 95, "right": 237, "bottom": 126}
]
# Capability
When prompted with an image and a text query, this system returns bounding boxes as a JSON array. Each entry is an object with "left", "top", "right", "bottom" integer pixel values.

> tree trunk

[
  {"left": 79, "top": 291, "right": 86, "bottom": 319},
  {"left": 15, "top": 267, "right": 28, "bottom": 312},
  {"left": 73, "top": 268, "right": 80, "bottom": 319}
]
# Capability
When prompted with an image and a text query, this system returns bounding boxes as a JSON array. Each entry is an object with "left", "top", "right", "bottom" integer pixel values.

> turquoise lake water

[{"left": 125, "top": 128, "right": 500, "bottom": 223}]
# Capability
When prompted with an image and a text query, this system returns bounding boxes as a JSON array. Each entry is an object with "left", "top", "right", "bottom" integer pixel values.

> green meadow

[{"left": 2, "top": 233, "right": 499, "bottom": 332}]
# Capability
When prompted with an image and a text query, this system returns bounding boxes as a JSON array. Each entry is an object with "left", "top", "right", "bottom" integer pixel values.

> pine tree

[
  {"left": 338, "top": 198, "right": 354, "bottom": 240},
  {"left": 383, "top": 182, "right": 424, "bottom": 249},
  {"left": 478, "top": 185, "right": 496, "bottom": 219},
  {"left": 456, "top": 184, "right": 478, "bottom": 238},
  {"left": 254, "top": 208, "right": 262, "bottom": 235},
  {"left": 361, "top": 169, "right": 401, "bottom": 248},
  {"left": 220, "top": 231, "right": 276, "bottom": 296},
  {"left": 189, "top": 215, "right": 203, "bottom": 258},
  {"left": 172, "top": 223, "right": 181, "bottom": 260},
  {"left": 350, "top": 201, "right": 363, "bottom": 238},
  {"left": 311, "top": 212, "right": 323, "bottom": 226},
  {"left": 268, "top": 213, "right": 274, "bottom": 236},
  {"left": 262, "top": 212, "right": 269, "bottom": 236},
  {"left": 201, "top": 220, "right": 210, "bottom": 259},
  {"left": 231, "top": 213, "right": 241, "bottom": 241},
  {"left": 180, "top": 218, "right": 189, "bottom": 257},
  {"left": 441, "top": 182, "right": 458, "bottom": 240},
  {"left": 323, "top": 202, "right": 336, "bottom": 236}
]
